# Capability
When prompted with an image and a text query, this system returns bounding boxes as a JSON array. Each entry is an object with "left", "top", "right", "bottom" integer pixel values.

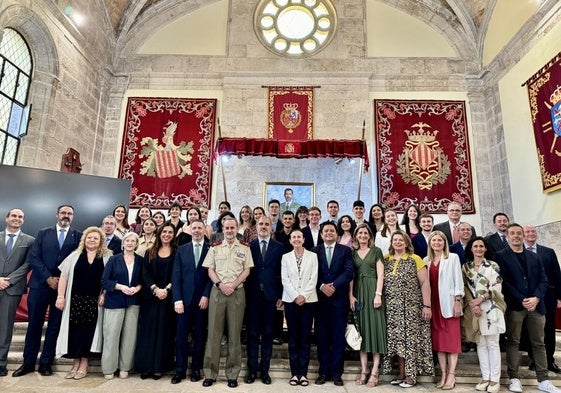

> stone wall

[{"left": 1, "top": 0, "right": 113, "bottom": 174}]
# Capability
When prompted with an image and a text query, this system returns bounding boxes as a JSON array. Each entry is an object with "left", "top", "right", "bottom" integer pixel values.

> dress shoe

[
  {"left": 261, "top": 373, "right": 272, "bottom": 385},
  {"left": 0, "top": 366, "right": 7, "bottom": 377},
  {"left": 333, "top": 376, "right": 344, "bottom": 386},
  {"left": 12, "top": 364, "right": 34, "bottom": 377},
  {"left": 202, "top": 378, "right": 215, "bottom": 387},
  {"left": 315, "top": 375, "right": 328, "bottom": 385},
  {"left": 74, "top": 370, "right": 87, "bottom": 380},
  {"left": 273, "top": 337, "right": 283, "bottom": 345},
  {"left": 529, "top": 361, "right": 536, "bottom": 371},
  {"left": 461, "top": 341, "right": 471, "bottom": 353},
  {"left": 171, "top": 373, "right": 185, "bottom": 384},
  {"left": 190, "top": 370, "right": 202, "bottom": 382},
  {"left": 227, "top": 379, "right": 238, "bottom": 388},
  {"left": 38, "top": 365, "right": 53, "bottom": 376},
  {"left": 140, "top": 373, "right": 150, "bottom": 379},
  {"left": 244, "top": 371, "right": 256, "bottom": 384},
  {"left": 548, "top": 363, "right": 561, "bottom": 373},
  {"left": 152, "top": 373, "right": 162, "bottom": 380}
]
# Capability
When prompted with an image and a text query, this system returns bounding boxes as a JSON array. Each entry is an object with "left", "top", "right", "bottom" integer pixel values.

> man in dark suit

[
  {"left": 303, "top": 207, "right": 323, "bottom": 250},
  {"left": 12, "top": 204, "right": 81, "bottom": 377},
  {"left": 313, "top": 221, "right": 354, "bottom": 386},
  {"left": 244, "top": 216, "right": 284, "bottom": 385},
  {"left": 171, "top": 219, "right": 212, "bottom": 384},
  {"left": 484, "top": 212, "right": 510, "bottom": 260},
  {"left": 275, "top": 210, "right": 295, "bottom": 253},
  {"left": 449, "top": 222, "right": 472, "bottom": 265},
  {"left": 0, "top": 208, "right": 34, "bottom": 377},
  {"left": 102, "top": 215, "right": 122, "bottom": 255},
  {"left": 412, "top": 213, "right": 433, "bottom": 258},
  {"left": 433, "top": 201, "right": 476, "bottom": 245},
  {"left": 495, "top": 223, "right": 555, "bottom": 393},
  {"left": 524, "top": 224, "right": 561, "bottom": 373}
]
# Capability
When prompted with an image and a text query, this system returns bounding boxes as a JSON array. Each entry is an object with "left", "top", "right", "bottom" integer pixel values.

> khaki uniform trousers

[{"left": 203, "top": 286, "right": 245, "bottom": 380}]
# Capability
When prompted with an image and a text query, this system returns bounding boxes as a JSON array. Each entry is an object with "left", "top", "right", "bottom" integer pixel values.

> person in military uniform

[{"left": 201, "top": 217, "right": 253, "bottom": 388}]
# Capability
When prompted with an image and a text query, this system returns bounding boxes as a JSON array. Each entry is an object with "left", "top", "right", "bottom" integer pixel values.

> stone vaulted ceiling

[{"left": 104, "top": 0, "right": 494, "bottom": 39}]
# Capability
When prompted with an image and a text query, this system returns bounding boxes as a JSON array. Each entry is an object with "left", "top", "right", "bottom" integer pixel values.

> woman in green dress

[{"left": 349, "top": 223, "right": 386, "bottom": 386}]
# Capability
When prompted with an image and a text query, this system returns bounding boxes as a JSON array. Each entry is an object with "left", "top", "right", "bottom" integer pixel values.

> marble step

[{"left": 7, "top": 323, "right": 561, "bottom": 386}]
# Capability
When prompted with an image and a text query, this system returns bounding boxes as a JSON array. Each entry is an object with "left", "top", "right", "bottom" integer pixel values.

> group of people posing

[{"left": 0, "top": 198, "right": 560, "bottom": 393}]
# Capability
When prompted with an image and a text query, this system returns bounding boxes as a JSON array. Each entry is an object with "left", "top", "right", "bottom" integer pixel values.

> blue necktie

[
  {"left": 58, "top": 229, "right": 66, "bottom": 249},
  {"left": 6, "top": 234, "right": 15, "bottom": 255},
  {"left": 501, "top": 234, "right": 508, "bottom": 247}
]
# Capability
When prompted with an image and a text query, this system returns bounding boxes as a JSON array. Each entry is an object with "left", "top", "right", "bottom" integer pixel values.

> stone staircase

[{"left": 6, "top": 323, "right": 561, "bottom": 385}]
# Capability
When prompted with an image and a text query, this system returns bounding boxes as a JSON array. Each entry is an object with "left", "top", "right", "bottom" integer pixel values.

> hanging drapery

[
  {"left": 118, "top": 97, "right": 217, "bottom": 208},
  {"left": 268, "top": 86, "right": 314, "bottom": 140},
  {"left": 374, "top": 99, "right": 475, "bottom": 214},
  {"left": 524, "top": 51, "right": 561, "bottom": 193},
  {"left": 216, "top": 137, "right": 369, "bottom": 171}
]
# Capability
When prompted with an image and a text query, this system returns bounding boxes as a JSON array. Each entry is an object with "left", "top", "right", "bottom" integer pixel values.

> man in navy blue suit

[
  {"left": 523, "top": 225, "right": 561, "bottom": 374},
  {"left": 449, "top": 222, "right": 472, "bottom": 265},
  {"left": 412, "top": 213, "right": 433, "bottom": 258},
  {"left": 102, "top": 215, "right": 122, "bottom": 255},
  {"left": 495, "top": 223, "right": 558, "bottom": 393},
  {"left": 171, "top": 219, "right": 212, "bottom": 384},
  {"left": 13, "top": 204, "right": 81, "bottom": 377},
  {"left": 244, "top": 216, "right": 284, "bottom": 385},
  {"left": 313, "top": 221, "right": 354, "bottom": 386}
]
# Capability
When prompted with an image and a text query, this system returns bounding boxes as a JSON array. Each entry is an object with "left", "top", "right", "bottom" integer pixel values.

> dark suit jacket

[
  {"left": 536, "top": 244, "right": 561, "bottom": 308},
  {"left": 0, "top": 230, "right": 35, "bottom": 295},
  {"left": 412, "top": 234, "right": 429, "bottom": 259},
  {"left": 172, "top": 241, "right": 212, "bottom": 307},
  {"left": 484, "top": 232, "right": 505, "bottom": 260},
  {"left": 246, "top": 238, "right": 284, "bottom": 302},
  {"left": 107, "top": 236, "right": 122, "bottom": 255},
  {"left": 449, "top": 241, "right": 467, "bottom": 264},
  {"left": 303, "top": 226, "right": 323, "bottom": 251},
  {"left": 495, "top": 247, "right": 548, "bottom": 314},
  {"left": 433, "top": 221, "right": 476, "bottom": 245},
  {"left": 28, "top": 226, "right": 82, "bottom": 289},
  {"left": 102, "top": 253, "right": 143, "bottom": 309},
  {"left": 313, "top": 243, "right": 354, "bottom": 308}
]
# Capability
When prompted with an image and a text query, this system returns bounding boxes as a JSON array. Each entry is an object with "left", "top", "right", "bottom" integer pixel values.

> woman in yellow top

[{"left": 382, "top": 230, "right": 433, "bottom": 388}]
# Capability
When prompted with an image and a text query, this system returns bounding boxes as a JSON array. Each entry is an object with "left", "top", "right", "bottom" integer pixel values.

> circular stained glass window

[{"left": 254, "top": 0, "right": 337, "bottom": 58}]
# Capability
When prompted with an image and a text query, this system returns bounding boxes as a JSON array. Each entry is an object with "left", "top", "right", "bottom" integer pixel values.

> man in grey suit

[
  {"left": 0, "top": 208, "right": 35, "bottom": 376},
  {"left": 433, "top": 201, "right": 476, "bottom": 245}
]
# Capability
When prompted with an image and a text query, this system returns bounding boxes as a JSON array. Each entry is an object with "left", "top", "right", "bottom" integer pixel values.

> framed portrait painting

[{"left": 264, "top": 182, "right": 315, "bottom": 213}]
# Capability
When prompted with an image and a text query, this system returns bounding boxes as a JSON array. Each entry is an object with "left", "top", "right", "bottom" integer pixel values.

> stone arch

[
  {"left": 0, "top": 3, "right": 60, "bottom": 166},
  {"left": 372, "top": 0, "right": 478, "bottom": 61},
  {"left": 114, "top": 0, "right": 223, "bottom": 69}
]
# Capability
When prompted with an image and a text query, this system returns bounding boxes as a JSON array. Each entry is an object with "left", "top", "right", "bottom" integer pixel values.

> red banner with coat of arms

[
  {"left": 524, "top": 52, "right": 561, "bottom": 193},
  {"left": 268, "top": 86, "right": 313, "bottom": 140},
  {"left": 118, "top": 97, "right": 217, "bottom": 209},
  {"left": 374, "top": 99, "right": 475, "bottom": 214}
]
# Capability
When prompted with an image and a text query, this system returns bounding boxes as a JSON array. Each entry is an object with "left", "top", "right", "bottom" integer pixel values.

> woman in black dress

[
  {"left": 55, "top": 226, "right": 111, "bottom": 379},
  {"left": 135, "top": 223, "right": 177, "bottom": 379}
]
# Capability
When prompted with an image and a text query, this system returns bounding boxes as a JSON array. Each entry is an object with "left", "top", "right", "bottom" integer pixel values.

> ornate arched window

[
  {"left": 0, "top": 28, "right": 33, "bottom": 165},
  {"left": 254, "top": 0, "right": 337, "bottom": 58}
]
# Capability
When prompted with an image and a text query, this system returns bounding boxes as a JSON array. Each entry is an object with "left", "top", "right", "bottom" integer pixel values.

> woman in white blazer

[
  {"left": 425, "top": 230, "right": 464, "bottom": 390},
  {"left": 281, "top": 228, "right": 318, "bottom": 387}
]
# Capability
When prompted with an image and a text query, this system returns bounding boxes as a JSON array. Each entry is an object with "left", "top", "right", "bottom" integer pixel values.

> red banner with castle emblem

[
  {"left": 268, "top": 86, "right": 313, "bottom": 140},
  {"left": 374, "top": 99, "right": 475, "bottom": 214},
  {"left": 118, "top": 97, "right": 217, "bottom": 208},
  {"left": 525, "top": 52, "right": 561, "bottom": 193}
]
